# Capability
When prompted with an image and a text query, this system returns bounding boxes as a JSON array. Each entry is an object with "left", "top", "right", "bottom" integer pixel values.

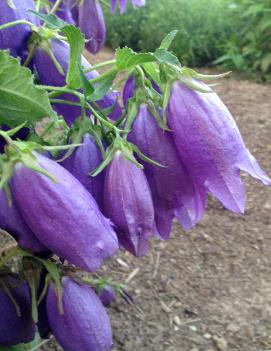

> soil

[{"left": 2, "top": 49, "right": 271, "bottom": 351}]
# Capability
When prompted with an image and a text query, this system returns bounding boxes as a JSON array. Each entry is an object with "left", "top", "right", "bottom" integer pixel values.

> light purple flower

[
  {"left": 104, "top": 151, "right": 155, "bottom": 256},
  {"left": 167, "top": 80, "right": 271, "bottom": 213},
  {"left": 47, "top": 277, "right": 112, "bottom": 351},
  {"left": 111, "top": 0, "right": 145, "bottom": 14},
  {"left": 129, "top": 104, "right": 205, "bottom": 238},
  {"left": 60, "top": 133, "right": 105, "bottom": 210},
  {"left": 69, "top": 0, "right": 106, "bottom": 54}
]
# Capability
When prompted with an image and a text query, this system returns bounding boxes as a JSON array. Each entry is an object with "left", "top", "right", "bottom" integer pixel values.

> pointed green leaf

[
  {"left": 154, "top": 48, "right": 181, "bottom": 67},
  {"left": 159, "top": 30, "right": 178, "bottom": 50},
  {"left": 116, "top": 47, "right": 155, "bottom": 70},
  {"left": 0, "top": 51, "right": 57, "bottom": 127}
]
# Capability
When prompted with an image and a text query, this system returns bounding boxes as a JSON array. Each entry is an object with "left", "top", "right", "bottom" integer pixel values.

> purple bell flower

[
  {"left": 129, "top": 104, "right": 205, "bottom": 238},
  {"left": 49, "top": 0, "right": 75, "bottom": 24},
  {"left": 46, "top": 277, "right": 113, "bottom": 351},
  {"left": 70, "top": 0, "right": 106, "bottom": 54},
  {"left": 104, "top": 151, "right": 156, "bottom": 256},
  {"left": 60, "top": 133, "right": 105, "bottom": 209},
  {"left": 111, "top": 0, "right": 145, "bottom": 14},
  {"left": 0, "top": 0, "right": 39, "bottom": 57},
  {"left": 11, "top": 152, "right": 119, "bottom": 272},
  {"left": 0, "top": 189, "right": 45, "bottom": 252},
  {"left": 167, "top": 81, "right": 271, "bottom": 213},
  {"left": 33, "top": 39, "right": 121, "bottom": 125},
  {"left": 0, "top": 276, "right": 36, "bottom": 346},
  {"left": 122, "top": 75, "right": 136, "bottom": 107}
]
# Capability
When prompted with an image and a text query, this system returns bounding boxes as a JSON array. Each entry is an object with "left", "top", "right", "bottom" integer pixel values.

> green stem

[
  {"left": 0, "top": 20, "right": 33, "bottom": 31},
  {"left": 50, "top": 0, "right": 63, "bottom": 14},
  {"left": 50, "top": 99, "right": 82, "bottom": 107},
  {"left": 84, "top": 59, "right": 116, "bottom": 73},
  {"left": 88, "top": 68, "right": 118, "bottom": 85},
  {"left": 86, "top": 102, "right": 119, "bottom": 135},
  {"left": 36, "top": 0, "right": 42, "bottom": 12},
  {"left": 41, "top": 85, "right": 83, "bottom": 99}
]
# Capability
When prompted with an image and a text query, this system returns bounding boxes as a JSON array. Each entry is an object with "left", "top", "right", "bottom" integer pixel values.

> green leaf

[
  {"left": 62, "top": 26, "right": 85, "bottom": 89},
  {"left": 260, "top": 53, "right": 271, "bottom": 73},
  {"left": 29, "top": 11, "right": 68, "bottom": 29},
  {"left": 142, "top": 62, "right": 161, "bottom": 85},
  {"left": 159, "top": 30, "right": 178, "bottom": 50},
  {"left": 78, "top": 65, "right": 94, "bottom": 97},
  {"left": 88, "top": 69, "right": 118, "bottom": 101},
  {"left": 0, "top": 51, "right": 56, "bottom": 127},
  {"left": 116, "top": 47, "right": 155, "bottom": 70},
  {"left": 0, "top": 345, "right": 24, "bottom": 351},
  {"left": 154, "top": 48, "right": 181, "bottom": 66}
]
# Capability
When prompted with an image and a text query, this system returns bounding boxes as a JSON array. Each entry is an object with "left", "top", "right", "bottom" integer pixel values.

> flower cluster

[{"left": 0, "top": 0, "right": 270, "bottom": 350}]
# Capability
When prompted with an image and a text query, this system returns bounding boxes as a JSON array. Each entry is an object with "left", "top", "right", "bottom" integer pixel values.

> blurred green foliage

[
  {"left": 215, "top": 0, "right": 271, "bottom": 81},
  {"left": 104, "top": 0, "right": 236, "bottom": 67},
  {"left": 104, "top": 0, "right": 271, "bottom": 80}
]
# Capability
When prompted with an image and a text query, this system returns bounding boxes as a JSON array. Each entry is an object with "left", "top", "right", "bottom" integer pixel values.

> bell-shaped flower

[
  {"left": 104, "top": 150, "right": 155, "bottom": 256},
  {"left": 11, "top": 152, "right": 119, "bottom": 272},
  {"left": 167, "top": 81, "right": 271, "bottom": 213},
  {"left": 46, "top": 277, "right": 113, "bottom": 351},
  {"left": 0, "top": 275, "right": 36, "bottom": 346},
  {"left": 0, "top": 0, "right": 39, "bottom": 57},
  {"left": 129, "top": 104, "right": 205, "bottom": 238},
  {"left": 69, "top": 0, "right": 106, "bottom": 54},
  {"left": 61, "top": 133, "right": 105, "bottom": 210},
  {"left": 33, "top": 39, "right": 121, "bottom": 125}
]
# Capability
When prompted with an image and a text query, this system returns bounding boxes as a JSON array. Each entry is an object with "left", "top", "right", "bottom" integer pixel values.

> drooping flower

[
  {"left": 0, "top": 0, "right": 39, "bottom": 57},
  {"left": 0, "top": 189, "right": 45, "bottom": 252},
  {"left": 69, "top": 0, "right": 106, "bottom": 54},
  {"left": 46, "top": 277, "right": 113, "bottom": 351},
  {"left": 0, "top": 275, "right": 36, "bottom": 346},
  {"left": 104, "top": 151, "right": 156, "bottom": 256},
  {"left": 129, "top": 104, "right": 205, "bottom": 238},
  {"left": 33, "top": 39, "right": 121, "bottom": 125},
  {"left": 167, "top": 80, "right": 271, "bottom": 213},
  {"left": 111, "top": 0, "right": 146, "bottom": 14},
  {"left": 60, "top": 133, "right": 105, "bottom": 209},
  {"left": 11, "top": 152, "right": 119, "bottom": 272}
]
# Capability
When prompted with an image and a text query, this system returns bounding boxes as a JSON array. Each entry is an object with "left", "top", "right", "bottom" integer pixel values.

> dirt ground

[{"left": 2, "top": 49, "right": 271, "bottom": 351}]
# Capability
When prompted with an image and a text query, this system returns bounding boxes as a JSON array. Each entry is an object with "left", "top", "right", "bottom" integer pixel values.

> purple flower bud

[
  {"left": 0, "top": 0, "right": 39, "bottom": 57},
  {"left": 122, "top": 75, "right": 136, "bottom": 107},
  {"left": 129, "top": 104, "right": 205, "bottom": 238},
  {"left": 111, "top": 0, "right": 145, "bottom": 14},
  {"left": 46, "top": 277, "right": 113, "bottom": 351},
  {"left": 98, "top": 284, "right": 116, "bottom": 306},
  {"left": 167, "top": 81, "right": 271, "bottom": 213},
  {"left": 71, "top": 0, "right": 106, "bottom": 54},
  {"left": 0, "top": 189, "right": 45, "bottom": 252},
  {"left": 33, "top": 39, "right": 121, "bottom": 125},
  {"left": 104, "top": 151, "right": 155, "bottom": 256},
  {"left": 0, "top": 276, "right": 36, "bottom": 346},
  {"left": 60, "top": 133, "right": 105, "bottom": 209},
  {"left": 11, "top": 152, "right": 119, "bottom": 272}
]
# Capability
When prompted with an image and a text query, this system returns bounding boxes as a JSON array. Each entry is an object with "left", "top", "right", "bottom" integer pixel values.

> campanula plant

[{"left": 0, "top": 1, "right": 269, "bottom": 350}]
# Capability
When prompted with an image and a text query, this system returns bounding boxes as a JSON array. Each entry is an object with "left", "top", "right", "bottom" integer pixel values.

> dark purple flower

[
  {"left": 98, "top": 284, "right": 116, "bottom": 306},
  {"left": 33, "top": 39, "right": 121, "bottom": 125},
  {"left": 0, "top": 0, "right": 39, "bottom": 57},
  {"left": 122, "top": 75, "right": 136, "bottom": 107},
  {"left": 167, "top": 81, "right": 271, "bottom": 213},
  {"left": 104, "top": 151, "right": 155, "bottom": 256},
  {"left": 70, "top": 0, "right": 106, "bottom": 54},
  {"left": 60, "top": 133, "right": 105, "bottom": 209},
  {"left": 111, "top": 0, "right": 145, "bottom": 14},
  {"left": 0, "top": 189, "right": 45, "bottom": 252},
  {"left": 46, "top": 277, "right": 113, "bottom": 351},
  {"left": 0, "top": 276, "right": 36, "bottom": 346},
  {"left": 11, "top": 152, "right": 119, "bottom": 272},
  {"left": 129, "top": 104, "right": 205, "bottom": 238}
]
